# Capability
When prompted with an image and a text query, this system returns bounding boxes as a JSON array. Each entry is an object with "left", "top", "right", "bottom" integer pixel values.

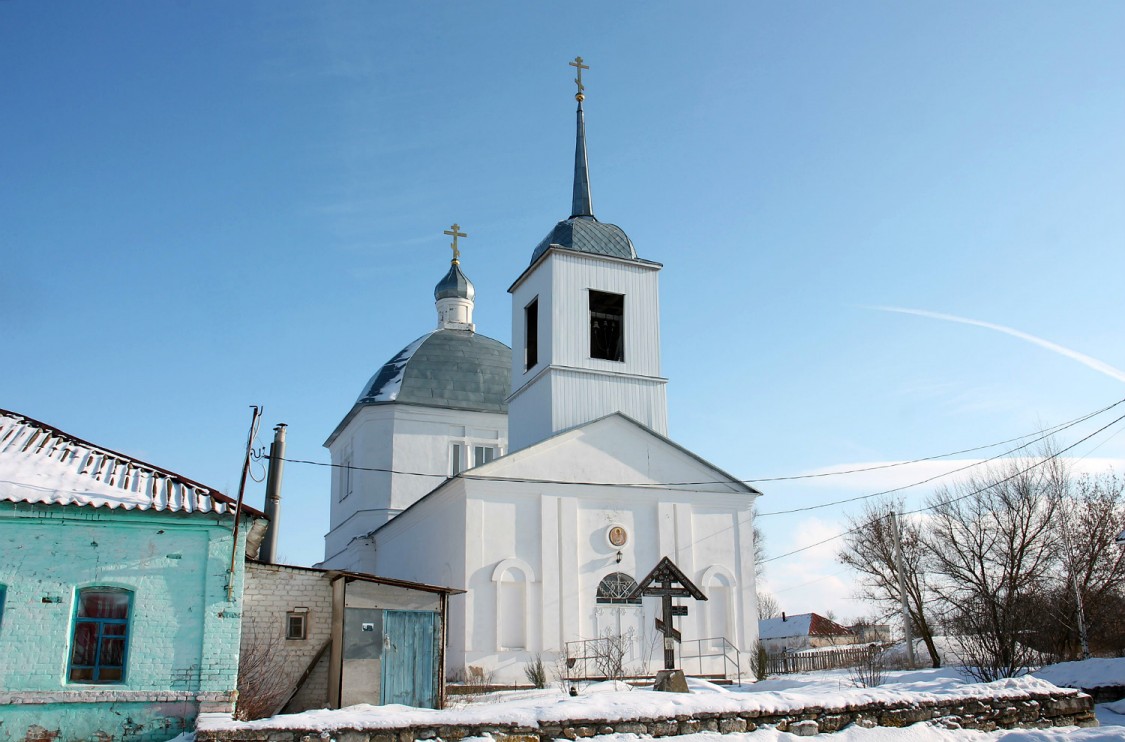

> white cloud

[{"left": 872, "top": 306, "right": 1125, "bottom": 384}]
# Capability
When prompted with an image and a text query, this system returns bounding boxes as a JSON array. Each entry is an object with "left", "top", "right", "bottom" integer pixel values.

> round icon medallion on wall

[{"left": 607, "top": 524, "right": 628, "bottom": 548}]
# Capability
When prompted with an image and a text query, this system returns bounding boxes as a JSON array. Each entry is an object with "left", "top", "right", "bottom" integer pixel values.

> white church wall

[
  {"left": 550, "top": 369, "right": 668, "bottom": 439},
  {"left": 323, "top": 403, "right": 506, "bottom": 568},
  {"left": 508, "top": 250, "right": 666, "bottom": 451},
  {"left": 387, "top": 405, "right": 507, "bottom": 516},
  {"left": 324, "top": 407, "right": 395, "bottom": 563},
  {"left": 510, "top": 258, "right": 554, "bottom": 384},
  {"left": 548, "top": 252, "right": 662, "bottom": 376},
  {"left": 363, "top": 415, "right": 759, "bottom": 684},
  {"left": 369, "top": 480, "right": 470, "bottom": 675},
  {"left": 507, "top": 371, "right": 555, "bottom": 454},
  {"left": 455, "top": 473, "right": 756, "bottom": 682}
]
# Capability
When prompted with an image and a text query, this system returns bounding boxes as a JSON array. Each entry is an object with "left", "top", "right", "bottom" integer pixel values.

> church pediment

[{"left": 463, "top": 413, "right": 757, "bottom": 496}]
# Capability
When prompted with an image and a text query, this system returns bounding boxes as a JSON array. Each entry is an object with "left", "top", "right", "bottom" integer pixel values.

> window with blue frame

[
  {"left": 0, "top": 584, "right": 6, "bottom": 630},
  {"left": 69, "top": 588, "right": 132, "bottom": 683}
]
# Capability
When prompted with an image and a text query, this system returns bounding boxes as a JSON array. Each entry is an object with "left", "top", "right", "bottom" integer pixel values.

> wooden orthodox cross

[
  {"left": 443, "top": 223, "right": 467, "bottom": 263},
  {"left": 627, "top": 557, "right": 707, "bottom": 670}
]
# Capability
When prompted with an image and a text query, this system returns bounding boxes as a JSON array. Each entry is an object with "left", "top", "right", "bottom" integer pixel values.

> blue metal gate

[{"left": 381, "top": 610, "right": 439, "bottom": 708}]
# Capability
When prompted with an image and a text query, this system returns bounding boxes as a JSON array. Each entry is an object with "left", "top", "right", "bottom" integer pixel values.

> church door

[
  {"left": 381, "top": 610, "right": 439, "bottom": 708},
  {"left": 593, "top": 605, "right": 651, "bottom": 673}
]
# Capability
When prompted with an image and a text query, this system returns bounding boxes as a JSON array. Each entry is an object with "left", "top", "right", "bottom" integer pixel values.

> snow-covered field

[{"left": 193, "top": 659, "right": 1125, "bottom": 741}]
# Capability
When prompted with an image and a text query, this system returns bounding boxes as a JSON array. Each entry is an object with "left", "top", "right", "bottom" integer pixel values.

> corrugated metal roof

[
  {"left": 0, "top": 408, "right": 261, "bottom": 517},
  {"left": 358, "top": 329, "right": 511, "bottom": 413},
  {"left": 530, "top": 217, "right": 637, "bottom": 264}
]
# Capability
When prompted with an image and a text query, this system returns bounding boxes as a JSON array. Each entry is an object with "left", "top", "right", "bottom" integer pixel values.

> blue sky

[{"left": 4, "top": 2, "right": 1124, "bottom": 618}]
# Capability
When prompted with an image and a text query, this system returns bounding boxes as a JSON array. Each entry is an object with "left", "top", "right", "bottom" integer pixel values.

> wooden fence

[{"left": 765, "top": 645, "right": 881, "bottom": 675}]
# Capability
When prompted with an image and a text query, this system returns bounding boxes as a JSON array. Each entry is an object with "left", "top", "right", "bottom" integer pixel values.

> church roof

[
  {"left": 530, "top": 217, "right": 637, "bottom": 264},
  {"left": 357, "top": 329, "right": 511, "bottom": 413},
  {"left": 434, "top": 262, "right": 474, "bottom": 301}
]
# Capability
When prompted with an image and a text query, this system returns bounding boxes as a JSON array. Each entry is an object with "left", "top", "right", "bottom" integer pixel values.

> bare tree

[
  {"left": 1026, "top": 472, "right": 1125, "bottom": 658},
  {"left": 838, "top": 499, "right": 942, "bottom": 667},
  {"left": 925, "top": 458, "right": 1059, "bottom": 681},
  {"left": 849, "top": 646, "right": 887, "bottom": 688},
  {"left": 757, "top": 591, "right": 781, "bottom": 620},
  {"left": 753, "top": 506, "right": 767, "bottom": 580},
  {"left": 236, "top": 627, "right": 294, "bottom": 720},
  {"left": 591, "top": 628, "right": 634, "bottom": 681}
]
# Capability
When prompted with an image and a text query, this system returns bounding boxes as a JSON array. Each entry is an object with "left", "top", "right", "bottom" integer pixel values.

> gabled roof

[
  {"left": 375, "top": 412, "right": 759, "bottom": 535},
  {"left": 0, "top": 408, "right": 263, "bottom": 517},
  {"left": 758, "top": 612, "right": 855, "bottom": 641},
  {"left": 465, "top": 412, "right": 760, "bottom": 495}
]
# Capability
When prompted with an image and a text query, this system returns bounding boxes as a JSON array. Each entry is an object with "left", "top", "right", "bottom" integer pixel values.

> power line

[
  {"left": 759, "top": 410, "right": 1125, "bottom": 566},
  {"left": 271, "top": 395, "right": 1125, "bottom": 491},
  {"left": 755, "top": 405, "right": 1103, "bottom": 517}
]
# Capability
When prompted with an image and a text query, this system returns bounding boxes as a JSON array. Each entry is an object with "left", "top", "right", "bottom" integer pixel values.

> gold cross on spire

[
  {"left": 570, "top": 56, "right": 589, "bottom": 102},
  {"left": 443, "top": 223, "right": 467, "bottom": 264}
]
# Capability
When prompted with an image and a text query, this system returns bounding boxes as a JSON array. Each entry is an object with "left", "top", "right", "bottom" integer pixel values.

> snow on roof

[
  {"left": 758, "top": 612, "right": 855, "bottom": 640},
  {"left": 0, "top": 409, "right": 260, "bottom": 517}
]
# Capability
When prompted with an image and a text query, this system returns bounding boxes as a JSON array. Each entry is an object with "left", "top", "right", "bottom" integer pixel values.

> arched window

[
  {"left": 492, "top": 559, "right": 535, "bottom": 651},
  {"left": 596, "top": 573, "right": 640, "bottom": 605},
  {"left": 69, "top": 587, "right": 133, "bottom": 683},
  {"left": 700, "top": 565, "right": 738, "bottom": 648}
]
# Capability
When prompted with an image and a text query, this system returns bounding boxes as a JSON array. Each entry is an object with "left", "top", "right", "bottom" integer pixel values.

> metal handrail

[{"left": 679, "top": 636, "right": 742, "bottom": 685}]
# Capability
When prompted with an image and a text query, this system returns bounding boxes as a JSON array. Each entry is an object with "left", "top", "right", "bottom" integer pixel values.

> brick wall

[
  {"left": 240, "top": 562, "right": 334, "bottom": 714},
  {"left": 0, "top": 502, "right": 252, "bottom": 741}
]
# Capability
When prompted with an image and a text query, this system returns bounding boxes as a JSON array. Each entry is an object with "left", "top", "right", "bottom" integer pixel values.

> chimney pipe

[{"left": 260, "top": 423, "right": 287, "bottom": 564}]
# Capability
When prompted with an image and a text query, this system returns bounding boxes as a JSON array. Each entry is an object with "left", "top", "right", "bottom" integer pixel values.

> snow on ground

[
  {"left": 196, "top": 668, "right": 1125, "bottom": 740},
  {"left": 1033, "top": 658, "right": 1125, "bottom": 690}
]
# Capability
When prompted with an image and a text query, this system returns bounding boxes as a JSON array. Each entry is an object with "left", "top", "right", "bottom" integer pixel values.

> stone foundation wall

[{"left": 196, "top": 688, "right": 1095, "bottom": 741}]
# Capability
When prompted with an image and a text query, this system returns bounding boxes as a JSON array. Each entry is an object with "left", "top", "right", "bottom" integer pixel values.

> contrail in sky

[{"left": 872, "top": 306, "right": 1125, "bottom": 384}]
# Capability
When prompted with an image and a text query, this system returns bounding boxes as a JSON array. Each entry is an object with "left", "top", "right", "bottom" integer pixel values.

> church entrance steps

[{"left": 195, "top": 682, "right": 1096, "bottom": 741}]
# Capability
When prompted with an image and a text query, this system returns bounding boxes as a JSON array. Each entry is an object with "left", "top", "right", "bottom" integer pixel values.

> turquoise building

[{"left": 0, "top": 409, "right": 266, "bottom": 741}]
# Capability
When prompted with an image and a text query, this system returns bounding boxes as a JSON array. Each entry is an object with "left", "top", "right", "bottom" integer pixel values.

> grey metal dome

[
  {"left": 434, "top": 262, "right": 475, "bottom": 301},
  {"left": 358, "top": 330, "right": 511, "bottom": 413},
  {"left": 530, "top": 216, "right": 637, "bottom": 264}
]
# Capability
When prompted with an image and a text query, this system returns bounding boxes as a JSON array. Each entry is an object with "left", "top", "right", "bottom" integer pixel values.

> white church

[{"left": 320, "top": 64, "right": 761, "bottom": 682}]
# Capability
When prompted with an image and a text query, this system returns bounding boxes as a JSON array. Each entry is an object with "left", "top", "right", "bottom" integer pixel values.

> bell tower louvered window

[{"left": 589, "top": 291, "right": 624, "bottom": 362}]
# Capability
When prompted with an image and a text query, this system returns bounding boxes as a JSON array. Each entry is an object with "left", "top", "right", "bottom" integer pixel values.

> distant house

[
  {"left": 238, "top": 562, "right": 462, "bottom": 717},
  {"left": 850, "top": 622, "right": 893, "bottom": 644},
  {"left": 0, "top": 409, "right": 266, "bottom": 741},
  {"left": 757, "top": 612, "right": 857, "bottom": 654}
]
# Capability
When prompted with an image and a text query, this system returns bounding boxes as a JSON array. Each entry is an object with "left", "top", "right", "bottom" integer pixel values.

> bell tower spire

[
  {"left": 507, "top": 58, "right": 668, "bottom": 452},
  {"left": 569, "top": 56, "right": 594, "bottom": 219}
]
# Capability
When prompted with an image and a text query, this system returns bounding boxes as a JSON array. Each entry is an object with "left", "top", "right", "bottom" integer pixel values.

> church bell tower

[{"left": 507, "top": 57, "right": 669, "bottom": 451}]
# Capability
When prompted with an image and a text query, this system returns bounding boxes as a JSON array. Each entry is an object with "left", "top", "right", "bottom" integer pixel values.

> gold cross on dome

[
  {"left": 443, "top": 223, "right": 467, "bottom": 263},
  {"left": 570, "top": 56, "right": 589, "bottom": 101}
]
